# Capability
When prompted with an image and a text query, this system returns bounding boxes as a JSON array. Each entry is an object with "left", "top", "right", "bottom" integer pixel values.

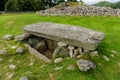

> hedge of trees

[
  {"left": 93, "top": 1, "right": 120, "bottom": 9},
  {"left": 0, "top": 0, "right": 81, "bottom": 12},
  {"left": 0, "top": 0, "right": 58, "bottom": 11}
]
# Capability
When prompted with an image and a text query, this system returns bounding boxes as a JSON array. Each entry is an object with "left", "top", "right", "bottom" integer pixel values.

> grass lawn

[{"left": 0, "top": 13, "right": 120, "bottom": 80}]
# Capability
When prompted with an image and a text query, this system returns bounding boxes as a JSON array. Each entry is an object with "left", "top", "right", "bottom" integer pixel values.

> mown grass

[{"left": 0, "top": 13, "right": 120, "bottom": 80}]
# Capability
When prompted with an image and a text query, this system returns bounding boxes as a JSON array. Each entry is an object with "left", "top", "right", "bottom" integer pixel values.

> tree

[{"left": 0, "top": 0, "right": 8, "bottom": 11}]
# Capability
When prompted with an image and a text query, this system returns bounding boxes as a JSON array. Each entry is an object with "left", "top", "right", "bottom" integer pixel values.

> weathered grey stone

[
  {"left": 103, "top": 55, "right": 110, "bottom": 61},
  {"left": 7, "top": 73, "right": 14, "bottom": 79},
  {"left": 37, "top": 2, "right": 120, "bottom": 17},
  {"left": 90, "top": 51, "right": 99, "bottom": 57},
  {"left": 20, "top": 76, "right": 29, "bottom": 80},
  {"left": 16, "top": 47, "right": 25, "bottom": 54},
  {"left": 68, "top": 46, "right": 74, "bottom": 50},
  {"left": 24, "top": 22, "right": 105, "bottom": 51},
  {"left": 57, "top": 42, "right": 67, "bottom": 47},
  {"left": 118, "top": 62, "right": 120, "bottom": 66},
  {"left": 67, "top": 64, "right": 75, "bottom": 71},
  {"left": 28, "top": 38, "right": 40, "bottom": 47},
  {"left": 54, "top": 58, "right": 63, "bottom": 63},
  {"left": 69, "top": 49, "right": 74, "bottom": 58},
  {"left": 9, "top": 64, "right": 16, "bottom": 69},
  {"left": 34, "top": 41, "right": 46, "bottom": 53},
  {"left": 78, "top": 48, "right": 83, "bottom": 54},
  {"left": 25, "top": 44, "right": 51, "bottom": 63},
  {"left": 15, "top": 33, "right": 30, "bottom": 41},
  {"left": 73, "top": 49, "right": 80, "bottom": 57},
  {"left": 0, "top": 50, "right": 7, "bottom": 55},
  {"left": 0, "top": 58, "right": 3, "bottom": 62},
  {"left": 111, "top": 50, "right": 117, "bottom": 54},
  {"left": 46, "top": 39, "right": 54, "bottom": 50},
  {"left": 54, "top": 66, "right": 63, "bottom": 70},
  {"left": 77, "top": 59, "right": 96, "bottom": 71},
  {"left": 3, "top": 34, "right": 13, "bottom": 40},
  {"left": 53, "top": 46, "right": 69, "bottom": 58},
  {"left": 68, "top": 46, "right": 75, "bottom": 58}
]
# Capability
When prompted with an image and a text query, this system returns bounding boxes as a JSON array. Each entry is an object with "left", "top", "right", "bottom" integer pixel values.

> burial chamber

[{"left": 22, "top": 22, "right": 105, "bottom": 62}]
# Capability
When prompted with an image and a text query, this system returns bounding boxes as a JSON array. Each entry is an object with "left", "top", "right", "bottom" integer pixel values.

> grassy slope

[{"left": 0, "top": 13, "right": 120, "bottom": 80}]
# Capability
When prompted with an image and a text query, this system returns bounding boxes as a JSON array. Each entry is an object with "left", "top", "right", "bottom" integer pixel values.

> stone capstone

[{"left": 23, "top": 22, "right": 105, "bottom": 51}]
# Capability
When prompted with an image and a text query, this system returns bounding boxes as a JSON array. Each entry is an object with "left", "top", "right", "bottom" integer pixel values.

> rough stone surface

[
  {"left": 73, "top": 49, "right": 80, "bottom": 57},
  {"left": 111, "top": 50, "right": 117, "bottom": 54},
  {"left": 25, "top": 44, "right": 51, "bottom": 63},
  {"left": 77, "top": 59, "right": 96, "bottom": 71},
  {"left": 15, "top": 33, "right": 30, "bottom": 41},
  {"left": 9, "top": 64, "right": 16, "bottom": 69},
  {"left": 54, "top": 58, "right": 63, "bottom": 63},
  {"left": 24, "top": 22, "right": 105, "bottom": 50},
  {"left": 67, "top": 64, "right": 75, "bottom": 71},
  {"left": 0, "top": 58, "right": 3, "bottom": 62},
  {"left": 53, "top": 47, "right": 69, "bottom": 58},
  {"left": 3, "top": 34, "right": 13, "bottom": 40},
  {"left": 103, "top": 55, "right": 110, "bottom": 61},
  {"left": 54, "top": 66, "right": 63, "bottom": 70},
  {"left": 34, "top": 41, "right": 46, "bottom": 53},
  {"left": 20, "top": 76, "right": 29, "bottom": 80},
  {"left": 0, "top": 50, "right": 7, "bottom": 55},
  {"left": 37, "top": 2, "right": 120, "bottom": 17},
  {"left": 16, "top": 47, "right": 25, "bottom": 54},
  {"left": 46, "top": 39, "right": 54, "bottom": 50},
  {"left": 90, "top": 51, "right": 99, "bottom": 57},
  {"left": 57, "top": 42, "right": 67, "bottom": 47}
]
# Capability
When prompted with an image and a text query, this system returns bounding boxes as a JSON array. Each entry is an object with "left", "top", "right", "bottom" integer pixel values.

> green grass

[{"left": 0, "top": 13, "right": 120, "bottom": 80}]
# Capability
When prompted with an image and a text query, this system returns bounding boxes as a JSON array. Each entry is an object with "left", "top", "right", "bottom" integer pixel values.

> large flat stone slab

[{"left": 23, "top": 22, "right": 105, "bottom": 50}]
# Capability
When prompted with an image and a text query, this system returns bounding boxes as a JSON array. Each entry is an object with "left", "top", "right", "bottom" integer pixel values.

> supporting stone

[{"left": 25, "top": 44, "right": 51, "bottom": 63}]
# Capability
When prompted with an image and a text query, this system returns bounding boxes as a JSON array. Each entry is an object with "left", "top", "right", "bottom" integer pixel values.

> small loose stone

[
  {"left": 20, "top": 76, "right": 29, "bottom": 80},
  {"left": 7, "top": 73, "right": 14, "bottom": 79},
  {"left": 0, "top": 58, "right": 3, "bottom": 62},
  {"left": 57, "top": 42, "right": 67, "bottom": 47},
  {"left": 3, "top": 34, "right": 13, "bottom": 40},
  {"left": 110, "top": 54, "right": 115, "bottom": 57},
  {"left": 9, "top": 64, "right": 16, "bottom": 69},
  {"left": 16, "top": 47, "right": 25, "bottom": 54},
  {"left": 68, "top": 46, "right": 74, "bottom": 50},
  {"left": 67, "top": 64, "right": 75, "bottom": 71},
  {"left": 0, "top": 50, "right": 7, "bottom": 55},
  {"left": 54, "top": 58, "right": 63, "bottom": 63},
  {"left": 103, "top": 55, "right": 110, "bottom": 61},
  {"left": 90, "top": 51, "right": 99, "bottom": 57},
  {"left": 118, "top": 62, "right": 120, "bottom": 66},
  {"left": 111, "top": 50, "right": 117, "bottom": 54},
  {"left": 54, "top": 66, "right": 63, "bottom": 70}
]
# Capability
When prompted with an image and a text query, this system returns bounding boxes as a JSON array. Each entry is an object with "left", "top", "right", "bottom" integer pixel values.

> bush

[
  {"left": 5, "top": 0, "right": 21, "bottom": 12},
  {"left": 5, "top": 0, "right": 45, "bottom": 12},
  {"left": 0, "top": 0, "right": 8, "bottom": 11}
]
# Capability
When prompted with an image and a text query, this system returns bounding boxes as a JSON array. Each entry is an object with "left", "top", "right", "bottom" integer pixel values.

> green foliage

[
  {"left": 5, "top": 0, "right": 46, "bottom": 12},
  {"left": 0, "top": 0, "right": 8, "bottom": 11},
  {"left": 93, "top": 1, "right": 120, "bottom": 9},
  {"left": 5, "top": 0, "right": 21, "bottom": 12}
]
